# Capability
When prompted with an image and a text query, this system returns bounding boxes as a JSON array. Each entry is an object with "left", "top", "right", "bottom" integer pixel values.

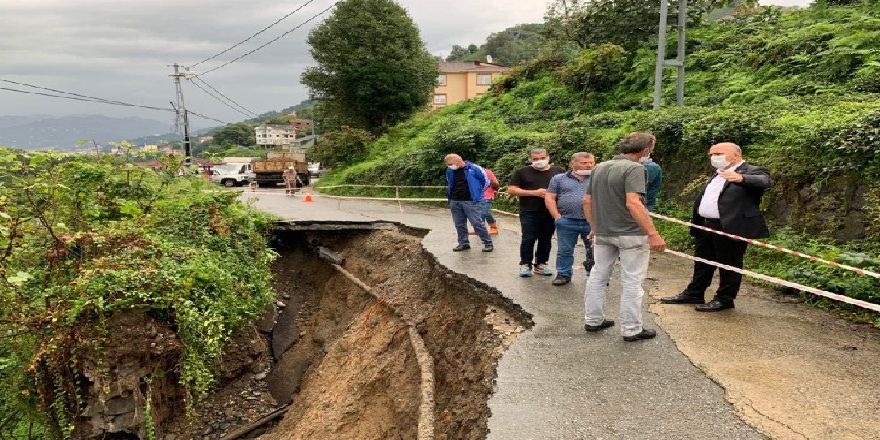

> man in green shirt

[{"left": 583, "top": 132, "right": 666, "bottom": 342}]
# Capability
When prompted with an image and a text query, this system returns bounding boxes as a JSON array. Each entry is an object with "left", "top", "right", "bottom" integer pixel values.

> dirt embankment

[{"left": 257, "top": 225, "right": 533, "bottom": 440}]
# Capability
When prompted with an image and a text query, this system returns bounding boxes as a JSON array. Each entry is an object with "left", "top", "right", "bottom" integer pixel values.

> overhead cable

[
  {"left": 189, "top": 76, "right": 259, "bottom": 118},
  {"left": 199, "top": 1, "right": 340, "bottom": 76},
  {"left": 2, "top": 78, "right": 166, "bottom": 110},
  {"left": 189, "top": 0, "right": 319, "bottom": 69},
  {"left": 1, "top": 85, "right": 174, "bottom": 113},
  {"left": 1, "top": 80, "right": 228, "bottom": 124}
]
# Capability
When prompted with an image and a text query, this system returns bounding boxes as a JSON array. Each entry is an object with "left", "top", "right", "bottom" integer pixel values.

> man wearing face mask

[
  {"left": 660, "top": 142, "right": 771, "bottom": 312},
  {"left": 545, "top": 152, "right": 596, "bottom": 286},
  {"left": 444, "top": 154, "right": 494, "bottom": 253},
  {"left": 507, "top": 148, "right": 565, "bottom": 277}
]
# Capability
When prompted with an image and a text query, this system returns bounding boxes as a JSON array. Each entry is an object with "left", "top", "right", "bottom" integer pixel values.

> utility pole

[
  {"left": 653, "top": 0, "right": 688, "bottom": 109},
  {"left": 169, "top": 63, "right": 193, "bottom": 165}
]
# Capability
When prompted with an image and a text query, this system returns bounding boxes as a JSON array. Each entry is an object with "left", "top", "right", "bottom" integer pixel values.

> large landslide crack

[{"left": 251, "top": 221, "right": 532, "bottom": 440}]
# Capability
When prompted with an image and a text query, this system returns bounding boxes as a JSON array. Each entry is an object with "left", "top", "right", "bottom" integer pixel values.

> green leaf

[{"left": 7, "top": 271, "right": 33, "bottom": 286}]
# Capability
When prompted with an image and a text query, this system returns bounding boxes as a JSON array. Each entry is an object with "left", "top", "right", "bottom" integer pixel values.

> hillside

[{"left": 320, "top": 3, "right": 880, "bottom": 306}]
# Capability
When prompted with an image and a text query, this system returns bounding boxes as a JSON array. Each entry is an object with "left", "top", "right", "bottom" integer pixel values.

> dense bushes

[{"left": 0, "top": 151, "right": 276, "bottom": 436}]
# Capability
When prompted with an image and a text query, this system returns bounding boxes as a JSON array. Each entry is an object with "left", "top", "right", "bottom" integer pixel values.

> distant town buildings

[
  {"left": 197, "top": 135, "right": 214, "bottom": 144},
  {"left": 433, "top": 61, "right": 510, "bottom": 110}
]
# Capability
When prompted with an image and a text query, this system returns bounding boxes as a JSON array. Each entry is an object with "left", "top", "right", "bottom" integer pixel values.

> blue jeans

[
  {"left": 450, "top": 200, "right": 492, "bottom": 246},
  {"left": 481, "top": 199, "right": 496, "bottom": 224},
  {"left": 519, "top": 210, "right": 555, "bottom": 267},
  {"left": 554, "top": 217, "right": 593, "bottom": 277}
]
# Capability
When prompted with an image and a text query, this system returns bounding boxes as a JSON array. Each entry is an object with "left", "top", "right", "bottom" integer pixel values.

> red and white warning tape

[
  {"left": 664, "top": 248, "right": 880, "bottom": 313},
  {"left": 649, "top": 212, "right": 880, "bottom": 280}
]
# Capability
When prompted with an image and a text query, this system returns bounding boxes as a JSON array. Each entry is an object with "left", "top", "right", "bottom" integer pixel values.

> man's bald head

[{"left": 709, "top": 142, "right": 743, "bottom": 165}]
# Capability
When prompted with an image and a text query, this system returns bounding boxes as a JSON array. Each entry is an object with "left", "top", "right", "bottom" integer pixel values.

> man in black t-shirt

[{"left": 507, "top": 148, "right": 565, "bottom": 277}]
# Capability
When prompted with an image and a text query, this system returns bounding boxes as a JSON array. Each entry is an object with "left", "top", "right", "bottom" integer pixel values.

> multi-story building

[
  {"left": 433, "top": 61, "right": 510, "bottom": 110},
  {"left": 255, "top": 124, "right": 297, "bottom": 149}
]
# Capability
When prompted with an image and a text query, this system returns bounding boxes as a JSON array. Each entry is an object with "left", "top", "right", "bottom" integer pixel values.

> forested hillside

[{"left": 320, "top": 3, "right": 880, "bottom": 308}]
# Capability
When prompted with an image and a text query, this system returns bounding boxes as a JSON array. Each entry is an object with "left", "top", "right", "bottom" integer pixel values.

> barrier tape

[
  {"left": 649, "top": 212, "right": 880, "bottom": 280},
  {"left": 663, "top": 249, "right": 880, "bottom": 313},
  {"left": 236, "top": 187, "right": 879, "bottom": 313},
  {"left": 317, "top": 184, "right": 446, "bottom": 189}
]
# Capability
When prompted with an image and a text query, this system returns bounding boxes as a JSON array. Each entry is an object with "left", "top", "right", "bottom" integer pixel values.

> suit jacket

[{"left": 691, "top": 162, "right": 771, "bottom": 239}]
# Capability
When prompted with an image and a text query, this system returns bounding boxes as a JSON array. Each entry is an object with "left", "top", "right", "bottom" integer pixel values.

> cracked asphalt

[{"left": 243, "top": 187, "right": 880, "bottom": 440}]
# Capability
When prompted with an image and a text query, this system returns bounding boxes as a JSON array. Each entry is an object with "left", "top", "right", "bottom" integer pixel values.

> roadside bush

[
  {"left": 308, "top": 127, "right": 374, "bottom": 168},
  {"left": 0, "top": 151, "right": 276, "bottom": 436}
]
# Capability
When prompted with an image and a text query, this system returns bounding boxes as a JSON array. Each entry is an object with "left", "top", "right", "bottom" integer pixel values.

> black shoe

[
  {"left": 623, "top": 328, "right": 657, "bottom": 342},
  {"left": 659, "top": 292, "right": 705, "bottom": 304},
  {"left": 551, "top": 275, "right": 571, "bottom": 286},
  {"left": 482, "top": 244, "right": 493, "bottom": 253},
  {"left": 584, "top": 320, "right": 615, "bottom": 332},
  {"left": 695, "top": 299, "right": 735, "bottom": 312},
  {"left": 583, "top": 259, "right": 594, "bottom": 272},
  {"left": 453, "top": 244, "right": 471, "bottom": 252}
]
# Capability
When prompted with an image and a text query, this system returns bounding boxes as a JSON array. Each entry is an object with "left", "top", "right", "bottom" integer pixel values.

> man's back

[{"left": 588, "top": 156, "right": 646, "bottom": 236}]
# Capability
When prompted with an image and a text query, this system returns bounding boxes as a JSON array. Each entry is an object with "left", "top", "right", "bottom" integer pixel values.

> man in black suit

[{"left": 660, "top": 142, "right": 771, "bottom": 312}]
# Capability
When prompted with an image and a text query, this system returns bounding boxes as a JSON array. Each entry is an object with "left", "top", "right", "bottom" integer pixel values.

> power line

[
  {"left": 189, "top": 0, "right": 319, "bottom": 69},
  {"left": 188, "top": 76, "right": 259, "bottom": 118},
  {"left": 199, "top": 1, "right": 340, "bottom": 76},
  {"left": 0, "top": 84, "right": 174, "bottom": 113},
  {"left": 187, "top": 110, "right": 228, "bottom": 125},
  {"left": 2, "top": 79, "right": 173, "bottom": 112},
  {"left": 1, "top": 79, "right": 228, "bottom": 124}
]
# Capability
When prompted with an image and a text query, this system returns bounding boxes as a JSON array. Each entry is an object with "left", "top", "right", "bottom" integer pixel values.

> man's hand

[
  {"left": 648, "top": 233, "right": 666, "bottom": 252},
  {"left": 533, "top": 188, "right": 547, "bottom": 197},
  {"left": 718, "top": 170, "right": 744, "bottom": 182}
]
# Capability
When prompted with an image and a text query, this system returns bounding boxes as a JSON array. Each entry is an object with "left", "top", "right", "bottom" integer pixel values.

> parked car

[
  {"left": 308, "top": 162, "right": 326, "bottom": 178},
  {"left": 210, "top": 162, "right": 255, "bottom": 187}
]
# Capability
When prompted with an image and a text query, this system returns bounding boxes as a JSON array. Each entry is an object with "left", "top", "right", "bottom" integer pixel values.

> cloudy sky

[{"left": 0, "top": 0, "right": 811, "bottom": 126}]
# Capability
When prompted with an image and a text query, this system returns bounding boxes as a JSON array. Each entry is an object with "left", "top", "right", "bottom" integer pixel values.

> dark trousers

[
  {"left": 519, "top": 210, "right": 556, "bottom": 267},
  {"left": 683, "top": 220, "right": 749, "bottom": 304}
]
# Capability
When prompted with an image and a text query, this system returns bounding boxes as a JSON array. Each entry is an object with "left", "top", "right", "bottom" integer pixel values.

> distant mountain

[
  {"left": 0, "top": 115, "right": 52, "bottom": 129},
  {"left": 0, "top": 115, "right": 177, "bottom": 150}
]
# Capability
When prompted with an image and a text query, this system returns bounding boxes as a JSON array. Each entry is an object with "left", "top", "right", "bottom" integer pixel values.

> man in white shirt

[{"left": 660, "top": 142, "right": 771, "bottom": 312}]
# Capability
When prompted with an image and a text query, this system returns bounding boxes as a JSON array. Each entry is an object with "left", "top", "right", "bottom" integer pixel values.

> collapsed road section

[
  {"left": 163, "top": 220, "right": 533, "bottom": 440},
  {"left": 257, "top": 220, "right": 532, "bottom": 440}
]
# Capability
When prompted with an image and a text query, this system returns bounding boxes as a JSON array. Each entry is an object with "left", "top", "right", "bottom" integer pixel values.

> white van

[{"left": 210, "top": 162, "right": 255, "bottom": 187}]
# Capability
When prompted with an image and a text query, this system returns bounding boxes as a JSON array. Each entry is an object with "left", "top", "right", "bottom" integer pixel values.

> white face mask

[
  {"left": 710, "top": 155, "right": 730, "bottom": 170},
  {"left": 574, "top": 169, "right": 592, "bottom": 176},
  {"left": 448, "top": 165, "right": 460, "bottom": 171},
  {"left": 638, "top": 156, "right": 651, "bottom": 164},
  {"left": 532, "top": 159, "right": 549, "bottom": 169}
]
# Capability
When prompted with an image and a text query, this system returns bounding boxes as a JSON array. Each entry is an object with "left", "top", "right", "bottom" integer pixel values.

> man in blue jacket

[{"left": 444, "top": 154, "right": 493, "bottom": 252}]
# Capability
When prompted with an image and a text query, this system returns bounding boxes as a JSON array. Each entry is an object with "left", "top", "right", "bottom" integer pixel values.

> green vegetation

[
  {"left": 320, "top": 3, "right": 880, "bottom": 318},
  {"left": 445, "top": 24, "right": 546, "bottom": 66},
  {"left": 0, "top": 150, "right": 276, "bottom": 437},
  {"left": 302, "top": 0, "right": 438, "bottom": 134}
]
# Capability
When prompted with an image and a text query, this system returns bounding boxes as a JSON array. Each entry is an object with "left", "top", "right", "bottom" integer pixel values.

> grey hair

[
  {"left": 570, "top": 152, "right": 594, "bottom": 162},
  {"left": 529, "top": 148, "right": 548, "bottom": 156}
]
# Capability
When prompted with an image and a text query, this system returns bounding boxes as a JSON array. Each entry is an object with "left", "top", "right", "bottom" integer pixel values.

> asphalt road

[{"left": 243, "top": 187, "right": 880, "bottom": 440}]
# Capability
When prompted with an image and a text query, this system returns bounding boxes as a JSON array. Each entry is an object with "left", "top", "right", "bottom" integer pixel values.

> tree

[
  {"left": 212, "top": 123, "right": 256, "bottom": 147},
  {"left": 301, "top": 0, "right": 438, "bottom": 134},
  {"left": 544, "top": 0, "right": 756, "bottom": 52},
  {"left": 445, "top": 24, "right": 546, "bottom": 66}
]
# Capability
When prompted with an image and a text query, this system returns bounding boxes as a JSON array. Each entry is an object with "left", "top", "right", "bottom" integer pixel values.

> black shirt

[
  {"left": 451, "top": 168, "right": 472, "bottom": 201},
  {"left": 509, "top": 165, "right": 565, "bottom": 211}
]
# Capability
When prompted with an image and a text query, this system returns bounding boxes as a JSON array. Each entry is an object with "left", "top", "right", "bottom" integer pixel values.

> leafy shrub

[
  {"left": 0, "top": 151, "right": 276, "bottom": 435},
  {"left": 555, "top": 44, "right": 628, "bottom": 95},
  {"left": 308, "top": 127, "right": 374, "bottom": 168}
]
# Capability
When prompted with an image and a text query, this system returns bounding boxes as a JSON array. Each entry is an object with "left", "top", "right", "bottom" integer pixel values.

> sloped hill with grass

[{"left": 319, "top": 3, "right": 880, "bottom": 309}]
